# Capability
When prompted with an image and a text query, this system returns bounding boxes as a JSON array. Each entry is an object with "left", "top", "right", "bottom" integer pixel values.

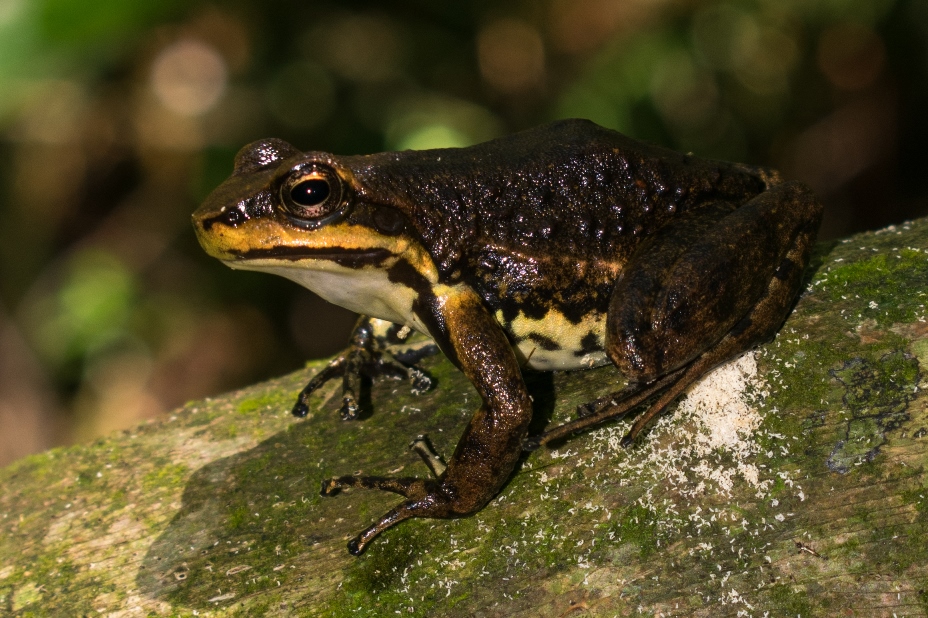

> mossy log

[{"left": 4, "top": 220, "right": 928, "bottom": 617}]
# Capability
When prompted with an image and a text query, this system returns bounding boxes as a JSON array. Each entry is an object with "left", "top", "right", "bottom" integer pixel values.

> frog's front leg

[
  {"left": 534, "top": 180, "right": 823, "bottom": 448},
  {"left": 321, "top": 286, "right": 533, "bottom": 555},
  {"left": 292, "top": 316, "right": 435, "bottom": 420}
]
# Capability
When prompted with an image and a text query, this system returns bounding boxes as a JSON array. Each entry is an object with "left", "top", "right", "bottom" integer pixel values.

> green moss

[
  {"left": 11, "top": 582, "right": 44, "bottom": 612},
  {"left": 231, "top": 597, "right": 274, "bottom": 616},
  {"left": 4, "top": 554, "right": 96, "bottom": 614},
  {"left": 142, "top": 463, "right": 189, "bottom": 492},
  {"left": 344, "top": 531, "right": 420, "bottom": 593},
  {"left": 227, "top": 505, "right": 249, "bottom": 530},
  {"left": 237, "top": 391, "right": 295, "bottom": 415},
  {"left": 757, "top": 342, "right": 840, "bottom": 427},
  {"left": 904, "top": 489, "right": 928, "bottom": 520},
  {"left": 219, "top": 422, "right": 239, "bottom": 439},
  {"left": 821, "top": 249, "right": 928, "bottom": 326},
  {"left": 610, "top": 503, "right": 659, "bottom": 559},
  {"left": 767, "top": 583, "right": 813, "bottom": 616},
  {"left": 103, "top": 488, "right": 129, "bottom": 514},
  {"left": 831, "top": 351, "right": 919, "bottom": 411}
]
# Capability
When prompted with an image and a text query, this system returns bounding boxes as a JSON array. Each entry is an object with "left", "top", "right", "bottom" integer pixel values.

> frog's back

[{"left": 346, "top": 119, "right": 773, "bottom": 272}]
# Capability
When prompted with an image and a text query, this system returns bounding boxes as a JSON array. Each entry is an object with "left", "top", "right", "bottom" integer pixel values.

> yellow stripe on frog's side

[
  {"left": 196, "top": 217, "right": 437, "bottom": 280},
  {"left": 500, "top": 309, "right": 610, "bottom": 371}
]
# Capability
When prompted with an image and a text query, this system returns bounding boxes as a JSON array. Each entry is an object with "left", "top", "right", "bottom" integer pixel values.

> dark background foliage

[{"left": 0, "top": 0, "right": 925, "bottom": 464}]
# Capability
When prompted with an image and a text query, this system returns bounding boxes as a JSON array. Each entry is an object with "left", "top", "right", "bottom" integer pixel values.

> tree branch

[{"left": 3, "top": 220, "right": 928, "bottom": 616}]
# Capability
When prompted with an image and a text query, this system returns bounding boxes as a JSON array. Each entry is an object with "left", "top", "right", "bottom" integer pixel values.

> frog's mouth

[{"left": 231, "top": 246, "right": 395, "bottom": 268}]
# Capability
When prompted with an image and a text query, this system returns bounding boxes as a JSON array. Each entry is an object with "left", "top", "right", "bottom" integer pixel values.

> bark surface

[{"left": 3, "top": 220, "right": 928, "bottom": 617}]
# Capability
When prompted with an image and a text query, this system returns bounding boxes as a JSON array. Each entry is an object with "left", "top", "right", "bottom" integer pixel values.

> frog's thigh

[{"left": 607, "top": 181, "right": 822, "bottom": 382}]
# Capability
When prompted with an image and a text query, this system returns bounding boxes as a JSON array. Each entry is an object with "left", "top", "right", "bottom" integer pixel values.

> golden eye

[{"left": 280, "top": 165, "right": 348, "bottom": 228}]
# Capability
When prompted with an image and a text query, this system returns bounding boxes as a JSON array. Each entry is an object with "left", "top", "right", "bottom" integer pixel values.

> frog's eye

[
  {"left": 280, "top": 165, "right": 348, "bottom": 228},
  {"left": 290, "top": 179, "right": 330, "bottom": 207}
]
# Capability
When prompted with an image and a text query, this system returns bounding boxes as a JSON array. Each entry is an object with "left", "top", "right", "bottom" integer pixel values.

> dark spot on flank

[
  {"left": 729, "top": 315, "right": 752, "bottom": 338},
  {"left": 574, "top": 331, "right": 603, "bottom": 357},
  {"left": 526, "top": 332, "right": 562, "bottom": 351},
  {"left": 774, "top": 258, "right": 796, "bottom": 281}
]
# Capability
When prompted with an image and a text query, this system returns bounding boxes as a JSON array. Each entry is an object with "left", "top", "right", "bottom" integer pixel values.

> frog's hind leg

[{"left": 531, "top": 181, "right": 822, "bottom": 449}]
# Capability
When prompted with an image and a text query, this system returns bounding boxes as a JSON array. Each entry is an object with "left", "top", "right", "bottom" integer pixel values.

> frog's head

[
  {"left": 194, "top": 138, "right": 417, "bottom": 265},
  {"left": 192, "top": 138, "right": 437, "bottom": 322}
]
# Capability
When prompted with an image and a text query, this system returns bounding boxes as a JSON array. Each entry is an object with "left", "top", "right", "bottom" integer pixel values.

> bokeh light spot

[
  {"left": 692, "top": 4, "right": 758, "bottom": 71},
  {"left": 0, "top": 0, "right": 24, "bottom": 27},
  {"left": 734, "top": 25, "right": 799, "bottom": 95},
  {"left": 547, "top": 0, "right": 629, "bottom": 55},
  {"left": 397, "top": 124, "right": 471, "bottom": 151},
  {"left": 32, "top": 250, "right": 137, "bottom": 367},
  {"left": 385, "top": 95, "right": 502, "bottom": 152},
  {"left": 151, "top": 38, "right": 228, "bottom": 117}
]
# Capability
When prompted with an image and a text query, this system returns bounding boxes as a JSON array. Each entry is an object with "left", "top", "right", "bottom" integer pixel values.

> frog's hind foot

[
  {"left": 321, "top": 474, "right": 436, "bottom": 500},
  {"left": 525, "top": 368, "right": 684, "bottom": 450},
  {"left": 323, "top": 479, "right": 454, "bottom": 555},
  {"left": 575, "top": 380, "right": 654, "bottom": 419},
  {"left": 291, "top": 316, "right": 436, "bottom": 420},
  {"left": 321, "top": 469, "right": 457, "bottom": 555}
]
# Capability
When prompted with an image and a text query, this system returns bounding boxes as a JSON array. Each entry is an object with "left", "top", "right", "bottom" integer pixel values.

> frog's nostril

[{"left": 233, "top": 138, "right": 299, "bottom": 175}]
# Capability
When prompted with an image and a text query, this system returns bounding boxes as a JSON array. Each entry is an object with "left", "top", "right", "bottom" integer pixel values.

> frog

[{"left": 192, "top": 119, "right": 823, "bottom": 555}]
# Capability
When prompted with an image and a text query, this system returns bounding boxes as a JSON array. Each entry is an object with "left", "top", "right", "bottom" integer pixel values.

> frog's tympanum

[{"left": 193, "top": 119, "right": 822, "bottom": 555}]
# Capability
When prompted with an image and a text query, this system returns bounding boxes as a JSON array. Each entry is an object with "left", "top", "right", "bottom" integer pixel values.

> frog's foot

[
  {"left": 575, "top": 382, "right": 648, "bottom": 419},
  {"left": 524, "top": 368, "right": 683, "bottom": 450},
  {"left": 321, "top": 437, "right": 454, "bottom": 555},
  {"left": 291, "top": 355, "right": 349, "bottom": 418},
  {"left": 291, "top": 317, "right": 435, "bottom": 420},
  {"left": 321, "top": 474, "right": 460, "bottom": 554}
]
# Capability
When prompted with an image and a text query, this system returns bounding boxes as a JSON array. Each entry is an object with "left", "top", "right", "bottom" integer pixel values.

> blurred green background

[{"left": 0, "top": 0, "right": 925, "bottom": 465}]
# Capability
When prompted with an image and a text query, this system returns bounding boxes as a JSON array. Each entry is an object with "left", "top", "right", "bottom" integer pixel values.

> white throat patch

[{"left": 225, "top": 258, "right": 429, "bottom": 334}]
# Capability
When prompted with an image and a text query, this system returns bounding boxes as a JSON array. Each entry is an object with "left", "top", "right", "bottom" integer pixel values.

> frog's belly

[{"left": 501, "top": 309, "right": 611, "bottom": 371}]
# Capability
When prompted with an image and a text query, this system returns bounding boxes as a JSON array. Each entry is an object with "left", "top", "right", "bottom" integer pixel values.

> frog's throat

[{"left": 224, "top": 256, "right": 433, "bottom": 335}]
